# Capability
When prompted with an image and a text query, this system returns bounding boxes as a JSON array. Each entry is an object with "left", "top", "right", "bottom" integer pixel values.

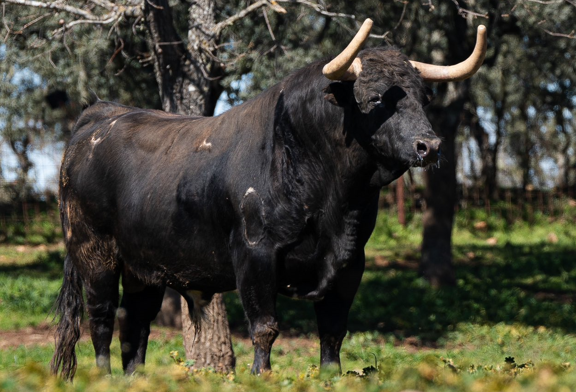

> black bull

[{"left": 52, "top": 48, "right": 444, "bottom": 379}]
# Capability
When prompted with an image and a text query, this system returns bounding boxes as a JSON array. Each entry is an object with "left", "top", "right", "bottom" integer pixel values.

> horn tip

[{"left": 477, "top": 25, "right": 487, "bottom": 34}]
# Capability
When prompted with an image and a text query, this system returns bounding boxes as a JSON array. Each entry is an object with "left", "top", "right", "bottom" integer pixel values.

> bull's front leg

[
  {"left": 235, "top": 245, "right": 279, "bottom": 374},
  {"left": 313, "top": 258, "right": 364, "bottom": 374}
]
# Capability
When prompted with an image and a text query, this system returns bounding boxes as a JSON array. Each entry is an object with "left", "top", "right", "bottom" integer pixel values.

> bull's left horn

[
  {"left": 410, "top": 25, "right": 488, "bottom": 82},
  {"left": 323, "top": 19, "right": 373, "bottom": 81}
]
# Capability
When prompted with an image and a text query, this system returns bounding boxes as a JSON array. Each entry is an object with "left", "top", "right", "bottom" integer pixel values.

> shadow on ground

[
  {"left": 226, "top": 242, "right": 576, "bottom": 339},
  {"left": 3, "top": 243, "right": 575, "bottom": 341},
  {"left": 0, "top": 250, "right": 63, "bottom": 279}
]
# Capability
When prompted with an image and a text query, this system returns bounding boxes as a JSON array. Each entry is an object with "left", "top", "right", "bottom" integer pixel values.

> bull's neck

[{"left": 268, "top": 61, "right": 376, "bottom": 203}]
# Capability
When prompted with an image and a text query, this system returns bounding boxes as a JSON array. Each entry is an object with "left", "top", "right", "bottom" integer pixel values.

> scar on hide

[
  {"left": 89, "top": 120, "right": 117, "bottom": 156},
  {"left": 241, "top": 187, "right": 266, "bottom": 247},
  {"left": 64, "top": 204, "right": 73, "bottom": 241},
  {"left": 60, "top": 170, "right": 69, "bottom": 188},
  {"left": 88, "top": 128, "right": 106, "bottom": 159},
  {"left": 91, "top": 134, "right": 102, "bottom": 146},
  {"left": 196, "top": 139, "right": 212, "bottom": 152}
]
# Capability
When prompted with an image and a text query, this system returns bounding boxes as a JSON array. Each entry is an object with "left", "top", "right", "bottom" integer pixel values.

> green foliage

[
  {"left": 0, "top": 212, "right": 62, "bottom": 245},
  {"left": 1, "top": 5, "right": 161, "bottom": 199},
  {"left": 0, "top": 248, "right": 63, "bottom": 329}
]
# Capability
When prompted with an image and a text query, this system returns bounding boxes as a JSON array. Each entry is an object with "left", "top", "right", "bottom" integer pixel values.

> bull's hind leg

[
  {"left": 64, "top": 227, "right": 121, "bottom": 374},
  {"left": 118, "top": 271, "right": 165, "bottom": 374},
  {"left": 84, "top": 267, "right": 121, "bottom": 373},
  {"left": 60, "top": 193, "right": 121, "bottom": 376}
]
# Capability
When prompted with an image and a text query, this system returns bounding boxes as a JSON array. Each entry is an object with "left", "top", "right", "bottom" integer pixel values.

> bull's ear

[
  {"left": 423, "top": 86, "right": 435, "bottom": 106},
  {"left": 323, "top": 82, "right": 353, "bottom": 107}
]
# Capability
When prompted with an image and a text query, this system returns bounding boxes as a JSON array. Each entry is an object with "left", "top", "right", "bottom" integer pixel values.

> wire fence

[
  {"left": 379, "top": 181, "right": 576, "bottom": 226},
  {"left": 2, "top": 183, "right": 576, "bottom": 242}
]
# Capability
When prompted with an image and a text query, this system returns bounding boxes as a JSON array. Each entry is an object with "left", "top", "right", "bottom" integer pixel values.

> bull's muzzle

[{"left": 413, "top": 138, "right": 441, "bottom": 166}]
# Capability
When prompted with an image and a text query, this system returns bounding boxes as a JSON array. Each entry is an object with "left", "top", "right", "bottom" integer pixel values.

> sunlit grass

[
  {"left": 1, "top": 205, "right": 576, "bottom": 390},
  {"left": 2, "top": 325, "right": 576, "bottom": 391}
]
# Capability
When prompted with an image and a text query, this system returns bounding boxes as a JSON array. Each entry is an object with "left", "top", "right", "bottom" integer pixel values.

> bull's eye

[{"left": 368, "top": 95, "right": 381, "bottom": 107}]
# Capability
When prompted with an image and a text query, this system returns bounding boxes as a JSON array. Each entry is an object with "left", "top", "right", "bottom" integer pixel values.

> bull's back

[
  {"left": 59, "top": 101, "right": 267, "bottom": 288},
  {"left": 62, "top": 102, "right": 222, "bottom": 230}
]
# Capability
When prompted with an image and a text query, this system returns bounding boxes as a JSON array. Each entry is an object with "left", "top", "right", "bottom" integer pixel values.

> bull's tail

[{"left": 50, "top": 255, "right": 84, "bottom": 380}]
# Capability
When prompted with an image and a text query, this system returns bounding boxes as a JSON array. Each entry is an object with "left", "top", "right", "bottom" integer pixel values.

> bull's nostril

[{"left": 416, "top": 141, "right": 428, "bottom": 157}]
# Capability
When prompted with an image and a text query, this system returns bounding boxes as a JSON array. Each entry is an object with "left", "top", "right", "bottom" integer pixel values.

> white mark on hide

[
  {"left": 89, "top": 132, "right": 103, "bottom": 159},
  {"left": 109, "top": 119, "right": 118, "bottom": 128},
  {"left": 244, "top": 187, "right": 256, "bottom": 196},
  {"left": 91, "top": 135, "right": 102, "bottom": 145},
  {"left": 196, "top": 139, "right": 212, "bottom": 152}
]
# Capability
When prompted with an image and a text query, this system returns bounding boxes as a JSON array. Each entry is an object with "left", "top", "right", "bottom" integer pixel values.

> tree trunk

[
  {"left": 182, "top": 294, "right": 236, "bottom": 372},
  {"left": 154, "top": 288, "right": 182, "bottom": 328},
  {"left": 143, "top": 0, "right": 235, "bottom": 370},
  {"left": 420, "top": 83, "right": 463, "bottom": 287},
  {"left": 519, "top": 104, "right": 532, "bottom": 192},
  {"left": 420, "top": 15, "right": 472, "bottom": 287}
]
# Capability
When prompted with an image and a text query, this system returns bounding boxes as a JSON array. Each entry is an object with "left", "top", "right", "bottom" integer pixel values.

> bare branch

[
  {"left": 213, "top": 0, "right": 286, "bottom": 38},
  {"left": 2, "top": 4, "right": 10, "bottom": 41},
  {"left": 156, "top": 40, "right": 183, "bottom": 46},
  {"left": 0, "top": 0, "right": 143, "bottom": 38},
  {"left": 145, "top": 0, "right": 163, "bottom": 11},
  {"left": 513, "top": 1, "right": 576, "bottom": 39},
  {"left": 89, "top": 0, "right": 116, "bottom": 11},
  {"left": 262, "top": 8, "right": 276, "bottom": 41},
  {"left": 277, "top": 0, "right": 356, "bottom": 19},
  {"left": 105, "top": 38, "right": 124, "bottom": 67},
  {"left": 20, "top": 11, "right": 51, "bottom": 30},
  {"left": 51, "top": 16, "right": 117, "bottom": 37},
  {"left": 450, "top": 0, "right": 490, "bottom": 19},
  {"left": 0, "top": 0, "right": 99, "bottom": 20},
  {"left": 543, "top": 28, "right": 576, "bottom": 38},
  {"left": 524, "top": 0, "right": 562, "bottom": 3},
  {"left": 393, "top": 1, "right": 408, "bottom": 31},
  {"left": 423, "top": 0, "right": 435, "bottom": 11}
]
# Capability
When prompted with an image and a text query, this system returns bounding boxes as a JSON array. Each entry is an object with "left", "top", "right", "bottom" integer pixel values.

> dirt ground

[
  {"left": 0, "top": 323, "right": 443, "bottom": 357},
  {"left": 0, "top": 323, "right": 319, "bottom": 352}
]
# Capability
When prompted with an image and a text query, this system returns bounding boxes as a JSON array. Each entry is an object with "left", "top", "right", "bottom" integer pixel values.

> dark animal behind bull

[{"left": 52, "top": 19, "right": 486, "bottom": 379}]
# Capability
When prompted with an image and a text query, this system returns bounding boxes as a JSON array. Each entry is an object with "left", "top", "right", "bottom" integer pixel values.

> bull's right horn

[
  {"left": 322, "top": 19, "right": 373, "bottom": 81},
  {"left": 409, "top": 25, "right": 488, "bottom": 82}
]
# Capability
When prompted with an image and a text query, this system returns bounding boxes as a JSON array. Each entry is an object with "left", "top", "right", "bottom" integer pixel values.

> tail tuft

[{"left": 50, "top": 255, "right": 84, "bottom": 381}]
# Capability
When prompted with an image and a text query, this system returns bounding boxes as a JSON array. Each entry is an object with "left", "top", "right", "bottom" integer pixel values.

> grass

[
  {"left": 1, "top": 205, "right": 576, "bottom": 391},
  {"left": 0, "top": 210, "right": 62, "bottom": 245},
  {"left": 2, "top": 327, "right": 576, "bottom": 391},
  {"left": 0, "top": 247, "right": 64, "bottom": 329}
]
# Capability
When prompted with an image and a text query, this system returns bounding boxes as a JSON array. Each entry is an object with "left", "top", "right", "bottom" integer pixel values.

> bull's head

[{"left": 322, "top": 19, "right": 487, "bottom": 183}]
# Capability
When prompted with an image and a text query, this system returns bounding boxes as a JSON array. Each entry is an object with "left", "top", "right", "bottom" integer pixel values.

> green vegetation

[
  {"left": 1, "top": 206, "right": 576, "bottom": 390},
  {"left": 0, "top": 210, "right": 62, "bottom": 245}
]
